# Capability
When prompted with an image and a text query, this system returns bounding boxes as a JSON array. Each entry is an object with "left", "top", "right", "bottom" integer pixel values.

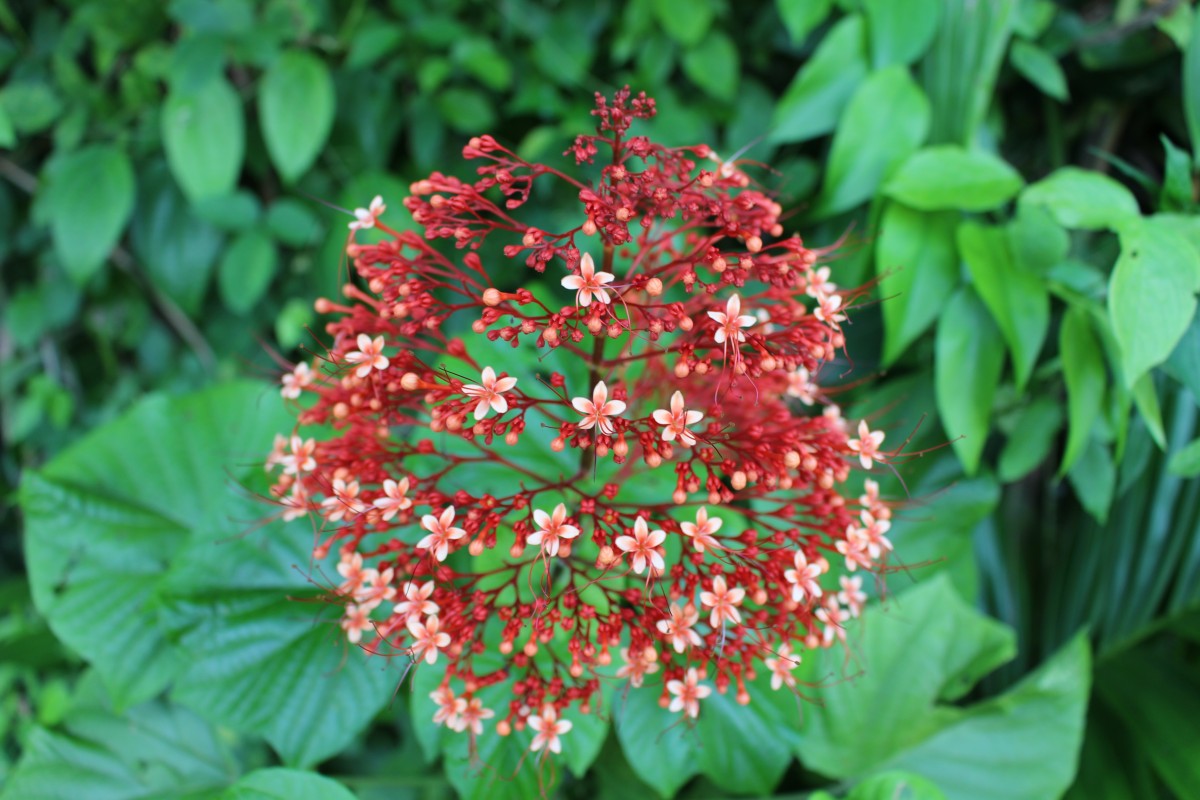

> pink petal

[{"left": 562, "top": 275, "right": 583, "bottom": 290}]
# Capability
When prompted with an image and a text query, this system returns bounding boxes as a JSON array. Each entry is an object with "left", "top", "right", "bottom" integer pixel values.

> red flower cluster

[{"left": 267, "top": 88, "right": 893, "bottom": 752}]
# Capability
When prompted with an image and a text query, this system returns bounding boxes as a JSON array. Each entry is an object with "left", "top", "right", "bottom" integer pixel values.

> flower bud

[
  {"left": 645, "top": 277, "right": 663, "bottom": 296},
  {"left": 483, "top": 288, "right": 502, "bottom": 306}
]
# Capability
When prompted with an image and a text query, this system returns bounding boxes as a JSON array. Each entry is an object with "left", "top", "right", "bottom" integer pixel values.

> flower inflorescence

[{"left": 268, "top": 87, "right": 893, "bottom": 754}]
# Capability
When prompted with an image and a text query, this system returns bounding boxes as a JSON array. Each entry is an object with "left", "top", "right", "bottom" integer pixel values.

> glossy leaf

[
  {"left": 1010, "top": 39, "right": 1068, "bottom": 100},
  {"left": 260, "top": 50, "right": 335, "bottom": 183},
  {"left": 1185, "top": 8, "right": 1200, "bottom": 164},
  {"left": 1059, "top": 306, "right": 1107, "bottom": 475},
  {"left": 863, "top": 0, "right": 940, "bottom": 67},
  {"left": 770, "top": 15, "right": 868, "bottom": 144},
  {"left": 1067, "top": 436, "right": 1116, "bottom": 523},
  {"left": 653, "top": 0, "right": 712, "bottom": 46},
  {"left": 1165, "top": 311, "right": 1200, "bottom": 399},
  {"left": 849, "top": 772, "right": 947, "bottom": 800},
  {"left": 1168, "top": 436, "right": 1200, "bottom": 477},
  {"left": 776, "top": 0, "right": 833, "bottom": 43},
  {"left": 681, "top": 30, "right": 739, "bottom": 101},
  {"left": 43, "top": 145, "right": 134, "bottom": 284},
  {"left": 1019, "top": 167, "right": 1139, "bottom": 231},
  {"left": 218, "top": 230, "right": 278, "bottom": 315},
  {"left": 162, "top": 77, "right": 244, "bottom": 201},
  {"left": 219, "top": 769, "right": 358, "bottom": 800},
  {"left": 884, "top": 145, "right": 1022, "bottom": 211},
  {"left": 935, "top": 287, "right": 1006, "bottom": 475},
  {"left": 998, "top": 398, "right": 1063, "bottom": 483},
  {"left": 1007, "top": 203, "right": 1069, "bottom": 275}
]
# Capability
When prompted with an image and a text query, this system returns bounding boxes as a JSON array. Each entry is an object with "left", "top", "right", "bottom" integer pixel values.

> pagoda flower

[
  {"left": 680, "top": 506, "right": 723, "bottom": 553},
  {"left": 349, "top": 195, "right": 386, "bottom": 231},
  {"left": 346, "top": 333, "right": 389, "bottom": 378},
  {"left": 528, "top": 503, "right": 580, "bottom": 557},
  {"left": 615, "top": 516, "right": 667, "bottom": 575},
  {"left": 817, "top": 597, "right": 850, "bottom": 647},
  {"left": 838, "top": 575, "right": 867, "bottom": 618},
  {"left": 860, "top": 478, "right": 891, "bottom": 520},
  {"left": 372, "top": 477, "right": 412, "bottom": 521},
  {"left": 337, "top": 551, "right": 368, "bottom": 594},
  {"left": 282, "top": 435, "right": 317, "bottom": 476},
  {"left": 281, "top": 362, "right": 314, "bottom": 399},
  {"left": 461, "top": 366, "right": 518, "bottom": 420},
  {"left": 529, "top": 704, "right": 573, "bottom": 754},
  {"left": 320, "top": 478, "right": 366, "bottom": 523},
  {"left": 561, "top": 251, "right": 615, "bottom": 307},
  {"left": 847, "top": 420, "right": 886, "bottom": 469},
  {"left": 805, "top": 266, "right": 837, "bottom": 301},
  {"left": 700, "top": 575, "right": 745, "bottom": 627},
  {"left": 656, "top": 602, "right": 703, "bottom": 653},
  {"left": 572, "top": 380, "right": 626, "bottom": 436},
  {"left": 763, "top": 642, "right": 801, "bottom": 691},
  {"left": 280, "top": 486, "right": 311, "bottom": 522},
  {"left": 785, "top": 367, "right": 817, "bottom": 405},
  {"left": 393, "top": 581, "right": 439, "bottom": 619},
  {"left": 616, "top": 645, "right": 660, "bottom": 688},
  {"left": 407, "top": 615, "right": 451, "bottom": 664},
  {"left": 836, "top": 525, "right": 874, "bottom": 572},
  {"left": 784, "top": 550, "right": 825, "bottom": 603},
  {"left": 651, "top": 390, "right": 704, "bottom": 447},
  {"left": 707, "top": 293, "right": 756, "bottom": 345},
  {"left": 455, "top": 697, "right": 495, "bottom": 735},
  {"left": 353, "top": 567, "right": 396, "bottom": 610},
  {"left": 814, "top": 293, "right": 846, "bottom": 325},
  {"left": 859, "top": 510, "right": 893, "bottom": 559},
  {"left": 265, "top": 433, "right": 288, "bottom": 471},
  {"left": 667, "top": 667, "right": 712, "bottom": 719},
  {"left": 417, "top": 506, "right": 467, "bottom": 562},
  {"left": 431, "top": 685, "right": 465, "bottom": 729},
  {"left": 341, "top": 603, "right": 374, "bottom": 644}
]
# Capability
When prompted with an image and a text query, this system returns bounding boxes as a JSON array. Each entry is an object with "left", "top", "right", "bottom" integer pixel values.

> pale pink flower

[
  {"left": 656, "top": 603, "right": 702, "bottom": 653},
  {"left": 341, "top": 603, "right": 373, "bottom": 644},
  {"left": 407, "top": 615, "right": 451, "bottom": 664},
  {"left": 616, "top": 645, "right": 660, "bottom": 688},
  {"left": 814, "top": 293, "right": 845, "bottom": 324},
  {"left": 265, "top": 433, "right": 288, "bottom": 470},
  {"left": 282, "top": 435, "right": 317, "bottom": 475},
  {"left": 529, "top": 704, "right": 573, "bottom": 754},
  {"left": 394, "top": 581, "right": 439, "bottom": 619},
  {"left": 455, "top": 696, "right": 495, "bottom": 735},
  {"left": 337, "top": 551, "right": 367, "bottom": 594},
  {"left": 348, "top": 195, "right": 385, "bottom": 231},
  {"left": 372, "top": 477, "right": 412, "bottom": 521},
  {"left": 560, "top": 252, "right": 614, "bottom": 307},
  {"left": 700, "top": 575, "right": 745, "bottom": 627},
  {"left": 461, "top": 366, "right": 518, "bottom": 420},
  {"left": 615, "top": 517, "right": 666, "bottom": 575},
  {"left": 572, "top": 381, "right": 626, "bottom": 436},
  {"left": 417, "top": 505, "right": 467, "bottom": 561},
  {"left": 321, "top": 478, "right": 367, "bottom": 522},
  {"left": 763, "top": 643, "right": 801, "bottom": 690},
  {"left": 281, "top": 362, "right": 313, "bottom": 399},
  {"left": 861, "top": 479, "right": 891, "bottom": 520},
  {"left": 836, "top": 526, "right": 873, "bottom": 572},
  {"left": 651, "top": 390, "right": 704, "bottom": 447},
  {"left": 785, "top": 367, "right": 817, "bottom": 405},
  {"left": 847, "top": 420, "right": 886, "bottom": 469},
  {"left": 806, "top": 266, "right": 837, "bottom": 300},
  {"left": 528, "top": 503, "right": 580, "bottom": 557},
  {"left": 838, "top": 575, "right": 867, "bottom": 618},
  {"left": 667, "top": 667, "right": 712, "bottom": 718},
  {"left": 431, "top": 685, "right": 465, "bottom": 729},
  {"left": 680, "top": 506, "right": 723, "bottom": 553},
  {"left": 707, "top": 293, "right": 756, "bottom": 346},
  {"left": 817, "top": 598, "right": 850, "bottom": 647},
  {"left": 354, "top": 566, "right": 396, "bottom": 610},
  {"left": 345, "top": 333, "right": 389, "bottom": 378},
  {"left": 859, "top": 510, "right": 893, "bottom": 559},
  {"left": 783, "top": 550, "right": 825, "bottom": 603},
  {"left": 280, "top": 486, "right": 311, "bottom": 521}
]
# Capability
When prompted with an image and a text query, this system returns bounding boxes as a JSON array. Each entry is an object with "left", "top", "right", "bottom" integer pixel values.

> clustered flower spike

[{"left": 267, "top": 87, "right": 895, "bottom": 757}]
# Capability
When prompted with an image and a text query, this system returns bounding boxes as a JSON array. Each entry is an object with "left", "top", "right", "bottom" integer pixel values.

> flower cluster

[{"left": 267, "top": 88, "right": 893, "bottom": 756}]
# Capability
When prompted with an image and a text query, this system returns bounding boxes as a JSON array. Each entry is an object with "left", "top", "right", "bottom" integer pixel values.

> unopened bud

[
  {"left": 674, "top": 362, "right": 690, "bottom": 378},
  {"left": 401, "top": 372, "right": 420, "bottom": 390},
  {"left": 483, "top": 288, "right": 502, "bottom": 306},
  {"left": 583, "top": 219, "right": 597, "bottom": 236},
  {"left": 731, "top": 471, "right": 747, "bottom": 490},
  {"left": 551, "top": 436, "right": 566, "bottom": 452},
  {"left": 645, "top": 277, "right": 663, "bottom": 296},
  {"left": 678, "top": 316, "right": 693, "bottom": 331},
  {"left": 746, "top": 235, "right": 762, "bottom": 253},
  {"left": 673, "top": 489, "right": 687, "bottom": 504},
  {"left": 468, "top": 540, "right": 484, "bottom": 556},
  {"left": 785, "top": 451, "right": 801, "bottom": 468}
]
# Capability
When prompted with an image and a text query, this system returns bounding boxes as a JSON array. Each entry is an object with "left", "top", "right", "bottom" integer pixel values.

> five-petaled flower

[
  {"left": 529, "top": 704, "right": 573, "bottom": 754},
  {"left": 528, "top": 503, "right": 580, "bottom": 557},
  {"left": 431, "top": 685, "right": 465, "bottom": 729},
  {"left": 462, "top": 367, "right": 518, "bottom": 420},
  {"left": 456, "top": 696, "right": 495, "bottom": 735},
  {"left": 349, "top": 195, "right": 386, "bottom": 231},
  {"left": 785, "top": 367, "right": 817, "bottom": 405},
  {"left": 784, "top": 550, "right": 825, "bottom": 603},
  {"left": 561, "top": 252, "right": 615, "bottom": 307},
  {"left": 616, "top": 645, "right": 660, "bottom": 687},
  {"left": 707, "top": 293, "right": 756, "bottom": 345},
  {"left": 838, "top": 575, "right": 867, "bottom": 618},
  {"left": 341, "top": 603, "right": 373, "bottom": 644},
  {"left": 281, "top": 362, "right": 313, "bottom": 399},
  {"left": 417, "top": 506, "right": 467, "bottom": 561},
  {"left": 847, "top": 420, "right": 886, "bottom": 469},
  {"left": 700, "top": 575, "right": 746, "bottom": 627},
  {"left": 763, "top": 643, "right": 801, "bottom": 691},
  {"left": 346, "top": 334, "right": 389, "bottom": 378},
  {"left": 656, "top": 602, "right": 702, "bottom": 653},
  {"left": 680, "top": 506, "right": 723, "bottom": 552},
  {"left": 373, "top": 477, "right": 413, "bottom": 521},
  {"left": 667, "top": 667, "right": 712, "bottom": 718},
  {"left": 394, "top": 581, "right": 439, "bottom": 619},
  {"left": 572, "top": 381, "right": 626, "bottom": 436},
  {"left": 282, "top": 435, "right": 317, "bottom": 475},
  {"left": 407, "top": 615, "right": 451, "bottom": 664},
  {"left": 652, "top": 390, "right": 704, "bottom": 447},
  {"left": 321, "top": 478, "right": 366, "bottom": 522},
  {"left": 615, "top": 517, "right": 666, "bottom": 575}
]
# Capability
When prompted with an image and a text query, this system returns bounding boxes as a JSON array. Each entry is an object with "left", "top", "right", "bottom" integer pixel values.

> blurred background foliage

[{"left": 3, "top": 0, "right": 1200, "bottom": 797}]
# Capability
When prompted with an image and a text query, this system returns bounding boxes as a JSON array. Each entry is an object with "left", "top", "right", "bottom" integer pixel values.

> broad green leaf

[
  {"left": 770, "top": 15, "right": 868, "bottom": 144},
  {"left": 1108, "top": 216, "right": 1200, "bottom": 386},
  {"left": 876, "top": 202, "right": 960, "bottom": 364},
  {"left": 0, "top": 673, "right": 234, "bottom": 800},
  {"left": 884, "top": 145, "right": 1023, "bottom": 211},
  {"left": 1165, "top": 311, "right": 1200, "bottom": 399},
  {"left": 1161, "top": 136, "right": 1195, "bottom": 211},
  {"left": 1184, "top": 9, "right": 1200, "bottom": 165},
  {"left": 42, "top": 145, "right": 134, "bottom": 284},
  {"left": 1019, "top": 167, "right": 1139, "bottom": 231},
  {"left": 266, "top": 198, "right": 325, "bottom": 247},
  {"left": 1009, "top": 39, "right": 1068, "bottom": 100},
  {"left": 1131, "top": 373, "right": 1166, "bottom": 450},
  {"left": 681, "top": 30, "right": 739, "bottom": 101},
  {"left": 193, "top": 190, "right": 262, "bottom": 232},
  {"left": 812, "top": 65, "right": 930, "bottom": 217},
  {"left": 849, "top": 772, "right": 947, "bottom": 800},
  {"left": 958, "top": 220, "right": 1048, "bottom": 389},
  {"left": 19, "top": 383, "right": 392, "bottom": 764},
  {"left": 653, "top": 0, "right": 713, "bottom": 45},
  {"left": 863, "top": 0, "right": 940, "bottom": 67},
  {"left": 1067, "top": 436, "right": 1116, "bottom": 523},
  {"left": 218, "top": 230, "right": 278, "bottom": 315},
  {"left": 0, "top": 98, "right": 15, "bottom": 148},
  {"left": 162, "top": 77, "right": 244, "bottom": 201},
  {"left": 453, "top": 37, "right": 513, "bottom": 91},
  {"left": 1168, "top": 436, "right": 1200, "bottom": 477},
  {"left": 167, "top": 33, "right": 227, "bottom": 94},
  {"left": 614, "top": 681, "right": 700, "bottom": 797},
  {"left": 998, "top": 398, "right": 1063, "bottom": 483},
  {"left": 776, "top": 0, "right": 833, "bottom": 43},
  {"left": 219, "top": 768, "right": 358, "bottom": 800},
  {"left": 260, "top": 50, "right": 335, "bottom": 183},
  {"left": 1007, "top": 203, "right": 1069, "bottom": 275},
  {"left": 435, "top": 87, "right": 495, "bottom": 133},
  {"left": 935, "top": 288, "right": 1005, "bottom": 475},
  {"left": 1059, "top": 306, "right": 1107, "bottom": 475}
]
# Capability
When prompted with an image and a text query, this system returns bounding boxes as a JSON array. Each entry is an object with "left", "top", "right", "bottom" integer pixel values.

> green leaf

[
  {"left": 775, "top": 0, "right": 833, "bottom": 43},
  {"left": 259, "top": 50, "right": 335, "bottom": 183},
  {"left": 162, "top": 77, "right": 244, "bottom": 201},
  {"left": 220, "top": 768, "right": 358, "bottom": 800},
  {"left": 1184, "top": 8, "right": 1200, "bottom": 165},
  {"left": 1168, "top": 437, "right": 1200, "bottom": 477},
  {"left": 453, "top": 37, "right": 513, "bottom": 91},
  {"left": 770, "top": 15, "right": 868, "bottom": 144},
  {"left": 266, "top": 198, "right": 325, "bottom": 247},
  {"left": 1007, "top": 203, "right": 1069, "bottom": 275},
  {"left": 1059, "top": 306, "right": 1107, "bottom": 475},
  {"left": 19, "top": 383, "right": 392, "bottom": 764},
  {"left": 0, "top": 97, "right": 15, "bottom": 148},
  {"left": 812, "top": 65, "right": 930, "bottom": 217},
  {"left": 848, "top": 772, "right": 947, "bottom": 800},
  {"left": 1067, "top": 436, "right": 1116, "bottom": 523},
  {"left": 1160, "top": 136, "right": 1195, "bottom": 211},
  {"left": 1109, "top": 216, "right": 1200, "bottom": 386},
  {"left": 435, "top": 87, "right": 495, "bottom": 133},
  {"left": 863, "top": 0, "right": 940, "bottom": 67},
  {"left": 884, "top": 145, "right": 1023, "bottom": 211},
  {"left": 1009, "top": 39, "right": 1068, "bottom": 101},
  {"left": 43, "top": 145, "right": 134, "bottom": 284},
  {"left": 1165, "top": 311, "right": 1200, "bottom": 399},
  {"left": 876, "top": 202, "right": 960, "bottom": 364},
  {"left": 998, "top": 397, "right": 1063, "bottom": 483},
  {"left": 681, "top": 30, "right": 739, "bottom": 101},
  {"left": 218, "top": 230, "right": 278, "bottom": 315},
  {"left": 653, "top": 0, "right": 713, "bottom": 45},
  {"left": 1019, "top": 167, "right": 1139, "bottom": 231},
  {"left": 193, "top": 190, "right": 262, "bottom": 232},
  {"left": 958, "top": 220, "right": 1049, "bottom": 389},
  {"left": 614, "top": 683, "right": 701, "bottom": 797},
  {"left": 935, "top": 287, "right": 1006, "bottom": 475}
]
